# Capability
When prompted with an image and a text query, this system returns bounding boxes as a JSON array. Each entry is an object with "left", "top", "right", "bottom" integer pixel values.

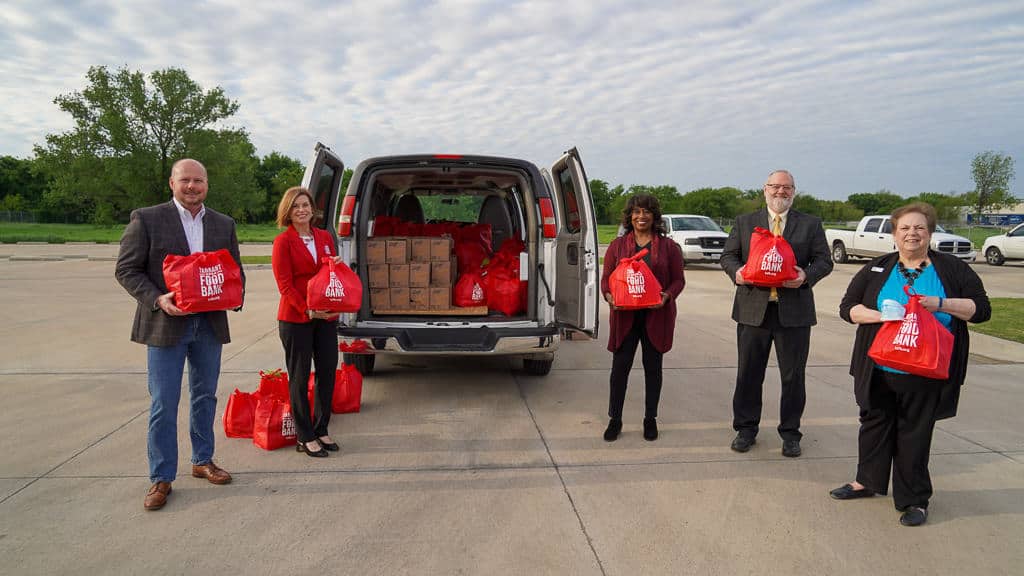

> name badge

[{"left": 871, "top": 266, "right": 885, "bottom": 273}]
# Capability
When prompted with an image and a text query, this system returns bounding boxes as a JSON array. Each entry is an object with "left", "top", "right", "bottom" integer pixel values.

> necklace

[{"left": 897, "top": 260, "right": 928, "bottom": 286}]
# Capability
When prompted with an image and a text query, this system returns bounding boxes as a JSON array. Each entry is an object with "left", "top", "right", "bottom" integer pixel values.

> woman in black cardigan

[{"left": 830, "top": 203, "right": 990, "bottom": 526}]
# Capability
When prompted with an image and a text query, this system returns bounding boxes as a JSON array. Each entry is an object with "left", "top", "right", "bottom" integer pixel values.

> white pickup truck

[{"left": 826, "top": 215, "right": 976, "bottom": 263}]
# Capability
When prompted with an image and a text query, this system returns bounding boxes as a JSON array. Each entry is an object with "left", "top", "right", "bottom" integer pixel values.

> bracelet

[{"left": 937, "top": 297, "right": 944, "bottom": 310}]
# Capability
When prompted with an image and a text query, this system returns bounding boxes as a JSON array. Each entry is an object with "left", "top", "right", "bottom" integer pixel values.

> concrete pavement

[{"left": 0, "top": 250, "right": 1021, "bottom": 575}]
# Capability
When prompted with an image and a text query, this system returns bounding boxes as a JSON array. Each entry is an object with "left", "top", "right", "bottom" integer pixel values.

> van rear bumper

[{"left": 338, "top": 326, "right": 560, "bottom": 355}]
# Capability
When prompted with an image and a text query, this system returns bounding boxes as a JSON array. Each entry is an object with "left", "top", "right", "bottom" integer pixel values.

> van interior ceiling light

[{"left": 539, "top": 198, "right": 557, "bottom": 238}]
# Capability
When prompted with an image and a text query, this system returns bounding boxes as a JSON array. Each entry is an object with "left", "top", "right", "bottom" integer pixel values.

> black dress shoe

[
  {"left": 899, "top": 506, "right": 928, "bottom": 526},
  {"left": 730, "top": 434, "right": 756, "bottom": 453},
  {"left": 297, "top": 441, "right": 329, "bottom": 458},
  {"left": 782, "top": 439, "right": 802, "bottom": 458},
  {"left": 643, "top": 417, "right": 658, "bottom": 441},
  {"left": 603, "top": 419, "right": 622, "bottom": 442},
  {"left": 318, "top": 437, "right": 340, "bottom": 452},
  {"left": 830, "top": 484, "right": 875, "bottom": 500}
]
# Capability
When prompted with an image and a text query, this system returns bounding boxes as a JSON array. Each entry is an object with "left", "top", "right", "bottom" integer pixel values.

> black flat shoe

[
  {"left": 782, "top": 439, "right": 802, "bottom": 458},
  {"left": 730, "top": 434, "right": 756, "bottom": 453},
  {"left": 829, "top": 483, "right": 875, "bottom": 500},
  {"left": 899, "top": 506, "right": 928, "bottom": 526},
  {"left": 318, "top": 438, "right": 340, "bottom": 452},
  {"left": 643, "top": 417, "right": 658, "bottom": 441},
  {"left": 297, "top": 442, "right": 328, "bottom": 458},
  {"left": 603, "top": 419, "right": 622, "bottom": 442}
]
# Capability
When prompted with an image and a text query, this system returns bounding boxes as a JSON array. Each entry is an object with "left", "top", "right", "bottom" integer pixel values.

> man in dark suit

[
  {"left": 115, "top": 159, "right": 245, "bottom": 510},
  {"left": 720, "top": 170, "right": 833, "bottom": 457}
]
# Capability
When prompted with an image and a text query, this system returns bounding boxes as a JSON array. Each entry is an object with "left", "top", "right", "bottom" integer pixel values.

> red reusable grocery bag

[
  {"left": 252, "top": 397, "right": 297, "bottom": 450},
  {"left": 223, "top": 389, "right": 257, "bottom": 439},
  {"left": 609, "top": 249, "right": 663, "bottom": 309},
  {"left": 306, "top": 257, "right": 362, "bottom": 313},
  {"left": 257, "top": 369, "right": 290, "bottom": 402},
  {"left": 740, "top": 227, "right": 798, "bottom": 287},
  {"left": 162, "top": 249, "right": 244, "bottom": 313},
  {"left": 333, "top": 364, "right": 363, "bottom": 414},
  {"left": 868, "top": 287, "right": 954, "bottom": 380},
  {"left": 454, "top": 271, "right": 487, "bottom": 307}
]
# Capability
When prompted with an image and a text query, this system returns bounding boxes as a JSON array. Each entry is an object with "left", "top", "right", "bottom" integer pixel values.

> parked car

[
  {"left": 300, "top": 143, "right": 599, "bottom": 376},
  {"left": 615, "top": 214, "right": 729, "bottom": 264},
  {"left": 981, "top": 223, "right": 1024, "bottom": 265},
  {"left": 826, "top": 215, "right": 976, "bottom": 263}
]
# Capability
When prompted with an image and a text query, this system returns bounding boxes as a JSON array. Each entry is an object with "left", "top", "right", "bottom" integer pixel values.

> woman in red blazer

[
  {"left": 272, "top": 186, "right": 340, "bottom": 458},
  {"left": 600, "top": 194, "right": 685, "bottom": 442}
]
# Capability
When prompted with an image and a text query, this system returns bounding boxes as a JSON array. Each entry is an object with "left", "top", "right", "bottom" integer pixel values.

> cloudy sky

[{"left": 2, "top": 0, "right": 1022, "bottom": 200}]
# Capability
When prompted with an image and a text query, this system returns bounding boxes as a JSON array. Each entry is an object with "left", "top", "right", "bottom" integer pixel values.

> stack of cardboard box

[{"left": 367, "top": 237, "right": 455, "bottom": 311}]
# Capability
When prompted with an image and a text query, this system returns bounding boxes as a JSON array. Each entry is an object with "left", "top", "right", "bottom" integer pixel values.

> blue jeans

[{"left": 147, "top": 315, "right": 223, "bottom": 483}]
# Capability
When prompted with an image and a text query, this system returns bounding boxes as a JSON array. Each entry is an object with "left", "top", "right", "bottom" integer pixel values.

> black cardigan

[{"left": 838, "top": 250, "right": 991, "bottom": 420}]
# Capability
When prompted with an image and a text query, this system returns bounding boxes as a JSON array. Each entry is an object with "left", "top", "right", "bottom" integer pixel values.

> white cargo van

[{"left": 300, "top": 143, "right": 599, "bottom": 376}]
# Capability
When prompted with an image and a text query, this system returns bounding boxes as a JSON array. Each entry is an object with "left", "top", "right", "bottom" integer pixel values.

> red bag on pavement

[
  {"left": 252, "top": 397, "right": 297, "bottom": 450},
  {"left": 740, "top": 227, "right": 798, "bottom": 287},
  {"left": 306, "top": 257, "right": 362, "bottom": 313},
  {"left": 257, "top": 369, "right": 290, "bottom": 402},
  {"left": 223, "top": 389, "right": 257, "bottom": 438},
  {"left": 333, "top": 364, "right": 363, "bottom": 413},
  {"left": 454, "top": 271, "right": 487, "bottom": 307},
  {"left": 162, "top": 249, "right": 243, "bottom": 312},
  {"left": 609, "top": 248, "right": 663, "bottom": 309},
  {"left": 868, "top": 287, "right": 954, "bottom": 380}
]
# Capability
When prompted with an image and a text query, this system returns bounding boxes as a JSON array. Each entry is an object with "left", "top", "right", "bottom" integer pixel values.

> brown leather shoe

[
  {"left": 144, "top": 482, "right": 172, "bottom": 510},
  {"left": 191, "top": 461, "right": 232, "bottom": 485}
]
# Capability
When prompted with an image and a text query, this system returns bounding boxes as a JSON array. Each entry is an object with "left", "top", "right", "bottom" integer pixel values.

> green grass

[
  {"left": 241, "top": 255, "right": 272, "bottom": 265},
  {"left": 0, "top": 222, "right": 280, "bottom": 243},
  {"left": 945, "top": 227, "right": 1005, "bottom": 247},
  {"left": 969, "top": 298, "right": 1024, "bottom": 344}
]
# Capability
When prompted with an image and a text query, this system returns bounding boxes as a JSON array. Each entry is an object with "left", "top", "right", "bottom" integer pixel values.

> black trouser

[
  {"left": 732, "top": 302, "right": 810, "bottom": 441},
  {"left": 279, "top": 319, "right": 338, "bottom": 443},
  {"left": 856, "top": 369, "right": 943, "bottom": 510},
  {"left": 608, "top": 311, "right": 663, "bottom": 420}
]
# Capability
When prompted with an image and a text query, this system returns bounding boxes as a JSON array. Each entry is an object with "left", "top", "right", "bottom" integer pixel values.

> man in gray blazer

[
  {"left": 115, "top": 159, "right": 245, "bottom": 510},
  {"left": 720, "top": 170, "right": 833, "bottom": 457}
]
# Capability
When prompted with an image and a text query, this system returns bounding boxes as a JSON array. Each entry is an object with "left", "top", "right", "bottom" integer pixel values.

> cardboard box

[
  {"left": 429, "top": 237, "right": 451, "bottom": 261},
  {"left": 409, "top": 287, "right": 429, "bottom": 308},
  {"left": 409, "top": 262, "right": 430, "bottom": 288},
  {"left": 370, "top": 287, "right": 389, "bottom": 310},
  {"left": 367, "top": 239, "right": 387, "bottom": 264},
  {"left": 389, "top": 264, "right": 409, "bottom": 287},
  {"left": 389, "top": 286, "right": 410, "bottom": 309},
  {"left": 430, "top": 259, "right": 453, "bottom": 286},
  {"left": 386, "top": 238, "right": 409, "bottom": 264},
  {"left": 368, "top": 264, "right": 389, "bottom": 288},
  {"left": 410, "top": 237, "right": 431, "bottom": 262},
  {"left": 429, "top": 286, "right": 450, "bottom": 309}
]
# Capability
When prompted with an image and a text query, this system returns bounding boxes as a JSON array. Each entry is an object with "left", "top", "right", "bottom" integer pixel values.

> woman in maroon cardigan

[
  {"left": 600, "top": 194, "right": 685, "bottom": 441},
  {"left": 272, "top": 186, "right": 341, "bottom": 458}
]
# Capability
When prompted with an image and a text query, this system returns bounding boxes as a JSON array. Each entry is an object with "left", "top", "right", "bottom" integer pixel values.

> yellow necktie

[{"left": 770, "top": 215, "right": 781, "bottom": 301}]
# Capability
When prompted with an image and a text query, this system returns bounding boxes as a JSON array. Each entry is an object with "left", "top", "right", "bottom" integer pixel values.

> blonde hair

[{"left": 275, "top": 186, "right": 318, "bottom": 228}]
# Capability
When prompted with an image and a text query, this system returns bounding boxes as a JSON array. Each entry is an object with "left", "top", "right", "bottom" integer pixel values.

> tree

[
  {"left": 589, "top": 179, "right": 619, "bottom": 224},
  {"left": 907, "top": 192, "right": 967, "bottom": 223},
  {"left": 969, "top": 151, "right": 1016, "bottom": 218},
  {"left": 257, "top": 152, "right": 305, "bottom": 220},
  {"left": 34, "top": 66, "right": 240, "bottom": 223},
  {"left": 0, "top": 156, "right": 48, "bottom": 211},
  {"left": 846, "top": 190, "right": 905, "bottom": 216},
  {"left": 678, "top": 187, "right": 743, "bottom": 219},
  {"left": 183, "top": 129, "right": 262, "bottom": 222}
]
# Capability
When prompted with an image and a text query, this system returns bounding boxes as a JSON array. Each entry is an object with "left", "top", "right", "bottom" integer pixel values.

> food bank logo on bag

[
  {"left": 281, "top": 410, "right": 296, "bottom": 437},
  {"left": 892, "top": 313, "right": 920, "bottom": 351},
  {"left": 626, "top": 267, "right": 646, "bottom": 296},
  {"left": 760, "top": 247, "right": 784, "bottom": 277},
  {"left": 471, "top": 281, "right": 484, "bottom": 302},
  {"left": 325, "top": 271, "right": 345, "bottom": 299},
  {"left": 199, "top": 263, "right": 225, "bottom": 298}
]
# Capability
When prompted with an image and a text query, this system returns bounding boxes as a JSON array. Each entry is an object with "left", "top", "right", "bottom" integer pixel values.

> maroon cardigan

[
  {"left": 272, "top": 226, "right": 337, "bottom": 323},
  {"left": 601, "top": 232, "right": 685, "bottom": 353}
]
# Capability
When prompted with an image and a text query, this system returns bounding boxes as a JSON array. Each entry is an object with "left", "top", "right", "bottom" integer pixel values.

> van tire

[
  {"left": 344, "top": 353, "right": 376, "bottom": 375},
  {"left": 523, "top": 358, "right": 553, "bottom": 376}
]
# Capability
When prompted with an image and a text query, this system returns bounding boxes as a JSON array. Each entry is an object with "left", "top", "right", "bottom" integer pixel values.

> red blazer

[
  {"left": 601, "top": 232, "right": 685, "bottom": 353},
  {"left": 272, "top": 226, "right": 337, "bottom": 323}
]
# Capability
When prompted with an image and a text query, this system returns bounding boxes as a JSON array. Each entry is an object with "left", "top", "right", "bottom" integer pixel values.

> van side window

[
  {"left": 312, "top": 163, "right": 340, "bottom": 230},
  {"left": 556, "top": 168, "right": 581, "bottom": 233},
  {"left": 864, "top": 218, "right": 882, "bottom": 233}
]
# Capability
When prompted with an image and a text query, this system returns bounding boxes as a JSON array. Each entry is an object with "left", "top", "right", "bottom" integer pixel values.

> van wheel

[
  {"left": 985, "top": 246, "right": 1005, "bottom": 266},
  {"left": 344, "top": 353, "right": 376, "bottom": 375},
  {"left": 523, "top": 358, "right": 553, "bottom": 376},
  {"left": 831, "top": 242, "right": 848, "bottom": 264}
]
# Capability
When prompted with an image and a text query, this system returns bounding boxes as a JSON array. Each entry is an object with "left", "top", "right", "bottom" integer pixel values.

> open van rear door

[
  {"left": 300, "top": 142, "right": 346, "bottom": 245},
  {"left": 549, "top": 148, "right": 599, "bottom": 337}
]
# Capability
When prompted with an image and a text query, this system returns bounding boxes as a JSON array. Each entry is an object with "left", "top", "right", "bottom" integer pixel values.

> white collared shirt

[
  {"left": 767, "top": 207, "right": 789, "bottom": 235},
  {"left": 172, "top": 197, "right": 205, "bottom": 254}
]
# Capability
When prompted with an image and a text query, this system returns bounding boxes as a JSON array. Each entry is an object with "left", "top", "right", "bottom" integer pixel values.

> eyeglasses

[{"left": 765, "top": 184, "right": 795, "bottom": 192}]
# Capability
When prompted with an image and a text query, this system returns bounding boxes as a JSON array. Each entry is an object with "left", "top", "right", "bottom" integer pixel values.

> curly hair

[{"left": 619, "top": 194, "right": 667, "bottom": 236}]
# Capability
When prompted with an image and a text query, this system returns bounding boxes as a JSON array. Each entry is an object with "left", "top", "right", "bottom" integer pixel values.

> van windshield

[{"left": 670, "top": 216, "right": 722, "bottom": 231}]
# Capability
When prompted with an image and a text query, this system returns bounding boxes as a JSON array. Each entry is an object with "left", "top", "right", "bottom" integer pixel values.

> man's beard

[{"left": 766, "top": 195, "right": 793, "bottom": 213}]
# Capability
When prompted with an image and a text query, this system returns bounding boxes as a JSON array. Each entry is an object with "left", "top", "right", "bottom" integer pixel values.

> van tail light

[
  {"left": 539, "top": 198, "right": 557, "bottom": 238},
  {"left": 337, "top": 195, "right": 356, "bottom": 237}
]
